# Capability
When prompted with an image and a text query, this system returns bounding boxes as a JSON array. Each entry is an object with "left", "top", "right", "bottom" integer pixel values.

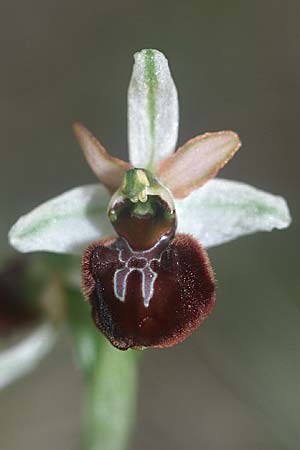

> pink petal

[
  {"left": 73, "top": 122, "right": 132, "bottom": 193},
  {"left": 157, "top": 131, "right": 241, "bottom": 199}
]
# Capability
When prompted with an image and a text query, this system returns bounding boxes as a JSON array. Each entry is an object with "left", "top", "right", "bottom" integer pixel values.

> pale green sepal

[
  {"left": 128, "top": 49, "right": 179, "bottom": 171},
  {"left": 8, "top": 184, "right": 115, "bottom": 255},
  {"left": 176, "top": 179, "right": 291, "bottom": 248},
  {"left": 0, "top": 324, "right": 57, "bottom": 390}
]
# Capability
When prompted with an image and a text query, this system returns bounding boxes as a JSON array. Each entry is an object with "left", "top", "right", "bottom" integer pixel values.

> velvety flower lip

[
  {"left": 8, "top": 48, "right": 291, "bottom": 351},
  {"left": 83, "top": 234, "right": 215, "bottom": 350}
]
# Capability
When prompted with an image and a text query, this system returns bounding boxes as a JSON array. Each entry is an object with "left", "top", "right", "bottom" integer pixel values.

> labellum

[{"left": 82, "top": 169, "right": 215, "bottom": 350}]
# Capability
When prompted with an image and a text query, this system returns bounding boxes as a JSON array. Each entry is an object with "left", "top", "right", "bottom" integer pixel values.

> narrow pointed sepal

[
  {"left": 73, "top": 122, "right": 132, "bottom": 193},
  {"left": 158, "top": 131, "right": 241, "bottom": 198},
  {"left": 82, "top": 234, "right": 215, "bottom": 350},
  {"left": 128, "top": 49, "right": 179, "bottom": 171}
]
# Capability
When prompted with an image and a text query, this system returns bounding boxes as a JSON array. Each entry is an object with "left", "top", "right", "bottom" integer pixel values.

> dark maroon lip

[{"left": 82, "top": 234, "right": 215, "bottom": 350}]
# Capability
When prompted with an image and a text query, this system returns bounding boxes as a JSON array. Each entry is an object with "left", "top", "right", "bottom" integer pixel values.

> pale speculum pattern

[{"left": 112, "top": 237, "right": 169, "bottom": 308}]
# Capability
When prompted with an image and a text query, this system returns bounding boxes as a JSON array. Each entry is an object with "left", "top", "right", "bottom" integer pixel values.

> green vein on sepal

[
  {"left": 176, "top": 179, "right": 291, "bottom": 249},
  {"left": 144, "top": 49, "right": 158, "bottom": 171},
  {"left": 11, "top": 206, "right": 107, "bottom": 241},
  {"left": 202, "top": 200, "right": 289, "bottom": 223}
]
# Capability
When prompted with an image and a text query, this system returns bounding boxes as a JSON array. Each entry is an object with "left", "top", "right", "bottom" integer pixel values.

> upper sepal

[{"left": 128, "top": 49, "right": 179, "bottom": 171}]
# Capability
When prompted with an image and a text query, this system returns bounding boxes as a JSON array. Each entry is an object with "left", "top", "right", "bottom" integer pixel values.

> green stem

[
  {"left": 67, "top": 287, "right": 139, "bottom": 450},
  {"left": 85, "top": 341, "right": 138, "bottom": 450}
]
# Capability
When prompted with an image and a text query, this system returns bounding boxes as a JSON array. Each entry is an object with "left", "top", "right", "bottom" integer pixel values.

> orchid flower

[{"left": 8, "top": 49, "right": 291, "bottom": 354}]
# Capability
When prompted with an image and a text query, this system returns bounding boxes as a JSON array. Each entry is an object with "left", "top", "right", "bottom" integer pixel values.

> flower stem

[{"left": 67, "top": 287, "right": 139, "bottom": 450}]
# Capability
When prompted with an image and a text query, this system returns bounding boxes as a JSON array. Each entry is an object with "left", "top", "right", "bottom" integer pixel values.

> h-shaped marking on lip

[{"left": 113, "top": 239, "right": 162, "bottom": 308}]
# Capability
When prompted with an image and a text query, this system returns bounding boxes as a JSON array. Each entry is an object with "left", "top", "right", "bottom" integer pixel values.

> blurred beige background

[{"left": 0, "top": 0, "right": 299, "bottom": 449}]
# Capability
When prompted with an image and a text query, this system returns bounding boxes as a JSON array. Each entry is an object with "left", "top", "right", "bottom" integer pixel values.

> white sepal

[
  {"left": 176, "top": 179, "right": 291, "bottom": 248},
  {"left": 9, "top": 184, "right": 115, "bottom": 255},
  {"left": 128, "top": 49, "right": 179, "bottom": 171}
]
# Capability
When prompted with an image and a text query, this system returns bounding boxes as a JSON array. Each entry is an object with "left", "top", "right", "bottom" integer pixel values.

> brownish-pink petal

[
  {"left": 157, "top": 131, "right": 241, "bottom": 199},
  {"left": 73, "top": 122, "right": 132, "bottom": 193}
]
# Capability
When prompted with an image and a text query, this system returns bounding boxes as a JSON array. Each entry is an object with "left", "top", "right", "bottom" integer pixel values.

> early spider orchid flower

[{"left": 9, "top": 49, "right": 291, "bottom": 351}]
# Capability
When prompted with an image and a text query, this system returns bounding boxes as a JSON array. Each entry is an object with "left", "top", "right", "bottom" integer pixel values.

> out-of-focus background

[{"left": 0, "top": 1, "right": 299, "bottom": 449}]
